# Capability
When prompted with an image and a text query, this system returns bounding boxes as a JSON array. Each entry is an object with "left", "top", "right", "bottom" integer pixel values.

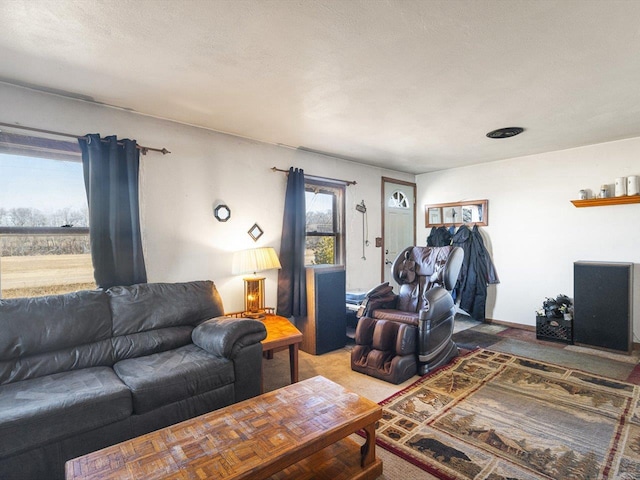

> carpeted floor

[{"left": 261, "top": 316, "right": 640, "bottom": 479}]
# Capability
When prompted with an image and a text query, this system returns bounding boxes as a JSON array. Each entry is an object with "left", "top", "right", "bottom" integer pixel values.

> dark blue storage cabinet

[
  {"left": 573, "top": 261, "right": 633, "bottom": 354},
  {"left": 298, "top": 265, "right": 346, "bottom": 355}
]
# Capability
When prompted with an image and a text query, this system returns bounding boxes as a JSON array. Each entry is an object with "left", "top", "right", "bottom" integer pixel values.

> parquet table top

[
  {"left": 65, "top": 376, "right": 382, "bottom": 480},
  {"left": 261, "top": 314, "right": 302, "bottom": 351}
]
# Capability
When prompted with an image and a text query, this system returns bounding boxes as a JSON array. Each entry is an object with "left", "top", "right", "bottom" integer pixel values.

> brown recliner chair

[{"left": 350, "top": 245, "right": 463, "bottom": 384}]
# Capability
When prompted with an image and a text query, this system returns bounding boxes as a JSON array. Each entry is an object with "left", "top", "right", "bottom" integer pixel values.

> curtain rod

[
  {"left": 271, "top": 166, "right": 356, "bottom": 186},
  {"left": 0, "top": 121, "right": 170, "bottom": 155}
]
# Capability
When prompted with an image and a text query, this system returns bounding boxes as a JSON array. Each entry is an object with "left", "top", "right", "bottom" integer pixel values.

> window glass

[
  {"left": 305, "top": 181, "right": 344, "bottom": 265},
  {"left": 388, "top": 190, "right": 410, "bottom": 209},
  {"left": 305, "top": 190, "right": 335, "bottom": 233},
  {"left": 0, "top": 138, "right": 94, "bottom": 299},
  {"left": 0, "top": 154, "right": 88, "bottom": 227}
]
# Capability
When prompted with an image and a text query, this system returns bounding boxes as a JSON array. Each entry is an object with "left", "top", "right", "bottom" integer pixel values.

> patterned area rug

[{"left": 376, "top": 349, "right": 640, "bottom": 479}]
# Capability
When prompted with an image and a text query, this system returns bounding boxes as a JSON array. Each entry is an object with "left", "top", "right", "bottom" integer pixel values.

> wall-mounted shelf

[{"left": 571, "top": 196, "right": 640, "bottom": 208}]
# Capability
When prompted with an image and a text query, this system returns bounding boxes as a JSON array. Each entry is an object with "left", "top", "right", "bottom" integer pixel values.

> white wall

[
  {"left": 417, "top": 138, "right": 640, "bottom": 339},
  {"left": 0, "top": 83, "right": 413, "bottom": 312},
  {"left": 7, "top": 81, "right": 637, "bottom": 337}
]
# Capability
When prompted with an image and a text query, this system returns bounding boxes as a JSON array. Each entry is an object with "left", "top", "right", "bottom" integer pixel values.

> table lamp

[{"left": 232, "top": 247, "right": 282, "bottom": 318}]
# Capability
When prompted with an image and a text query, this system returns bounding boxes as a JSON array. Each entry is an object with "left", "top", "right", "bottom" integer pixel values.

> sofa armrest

[{"left": 192, "top": 317, "right": 266, "bottom": 358}]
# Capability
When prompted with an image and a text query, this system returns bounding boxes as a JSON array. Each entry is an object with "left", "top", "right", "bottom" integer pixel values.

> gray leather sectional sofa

[{"left": 0, "top": 280, "right": 267, "bottom": 480}]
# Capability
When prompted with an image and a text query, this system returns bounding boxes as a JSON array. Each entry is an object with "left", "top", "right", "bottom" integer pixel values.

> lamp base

[
  {"left": 243, "top": 310, "right": 266, "bottom": 320},
  {"left": 242, "top": 276, "right": 266, "bottom": 318}
]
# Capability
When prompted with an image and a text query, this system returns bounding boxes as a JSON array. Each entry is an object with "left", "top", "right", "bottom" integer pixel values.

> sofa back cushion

[
  {"left": 0, "top": 290, "right": 113, "bottom": 385},
  {"left": 108, "top": 280, "right": 225, "bottom": 361}
]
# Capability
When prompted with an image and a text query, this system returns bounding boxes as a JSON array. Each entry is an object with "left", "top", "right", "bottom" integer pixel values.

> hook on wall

[{"left": 356, "top": 200, "right": 369, "bottom": 259}]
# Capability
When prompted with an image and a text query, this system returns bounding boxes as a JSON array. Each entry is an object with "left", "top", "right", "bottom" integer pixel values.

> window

[
  {"left": 388, "top": 190, "right": 410, "bottom": 209},
  {"left": 0, "top": 132, "right": 94, "bottom": 299},
  {"left": 305, "top": 180, "right": 345, "bottom": 265}
]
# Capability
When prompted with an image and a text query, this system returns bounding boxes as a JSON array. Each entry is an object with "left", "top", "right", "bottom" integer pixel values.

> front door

[{"left": 382, "top": 177, "right": 416, "bottom": 285}]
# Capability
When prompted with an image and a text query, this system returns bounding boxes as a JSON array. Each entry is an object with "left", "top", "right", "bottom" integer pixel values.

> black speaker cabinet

[
  {"left": 298, "top": 265, "right": 346, "bottom": 355},
  {"left": 573, "top": 261, "right": 633, "bottom": 354}
]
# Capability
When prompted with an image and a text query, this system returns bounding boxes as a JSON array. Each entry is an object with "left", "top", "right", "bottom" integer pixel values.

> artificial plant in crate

[{"left": 535, "top": 294, "right": 573, "bottom": 343}]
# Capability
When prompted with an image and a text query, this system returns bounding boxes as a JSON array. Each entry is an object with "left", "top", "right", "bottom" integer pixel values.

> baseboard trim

[
  {"left": 484, "top": 318, "right": 639, "bottom": 350},
  {"left": 484, "top": 318, "right": 536, "bottom": 332}
]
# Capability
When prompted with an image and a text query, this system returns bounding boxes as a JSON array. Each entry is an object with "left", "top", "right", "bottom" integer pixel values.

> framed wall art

[
  {"left": 248, "top": 223, "right": 264, "bottom": 241},
  {"left": 424, "top": 199, "right": 488, "bottom": 227},
  {"left": 427, "top": 207, "right": 442, "bottom": 226}
]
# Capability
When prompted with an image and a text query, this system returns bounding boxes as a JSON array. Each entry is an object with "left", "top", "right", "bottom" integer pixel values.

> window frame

[
  {"left": 0, "top": 132, "right": 87, "bottom": 235},
  {"left": 0, "top": 132, "right": 91, "bottom": 298},
  {"left": 304, "top": 179, "right": 346, "bottom": 266}
]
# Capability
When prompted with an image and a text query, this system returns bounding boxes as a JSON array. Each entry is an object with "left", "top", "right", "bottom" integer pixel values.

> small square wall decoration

[{"left": 248, "top": 223, "right": 263, "bottom": 242}]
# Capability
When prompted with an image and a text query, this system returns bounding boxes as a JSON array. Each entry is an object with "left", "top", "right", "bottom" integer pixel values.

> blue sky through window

[
  {"left": 305, "top": 190, "right": 332, "bottom": 213},
  {"left": 0, "top": 154, "right": 87, "bottom": 226},
  {"left": 0, "top": 153, "right": 86, "bottom": 212}
]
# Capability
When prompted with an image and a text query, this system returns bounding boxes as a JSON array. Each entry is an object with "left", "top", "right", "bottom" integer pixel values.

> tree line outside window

[
  {"left": 0, "top": 134, "right": 94, "bottom": 299},
  {"left": 305, "top": 180, "right": 345, "bottom": 266}
]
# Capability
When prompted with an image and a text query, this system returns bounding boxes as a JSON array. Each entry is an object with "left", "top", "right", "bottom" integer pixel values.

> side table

[{"left": 261, "top": 314, "right": 303, "bottom": 392}]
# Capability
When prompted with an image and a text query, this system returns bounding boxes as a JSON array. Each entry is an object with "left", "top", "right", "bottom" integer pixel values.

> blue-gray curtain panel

[
  {"left": 277, "top": 167, "right": 307, "bottom": 317},
  {"left": 79, "top": 134, "right": 147, "bottom": 289}
]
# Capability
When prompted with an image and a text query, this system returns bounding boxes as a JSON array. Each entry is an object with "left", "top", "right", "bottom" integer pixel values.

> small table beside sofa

[{"left": 260, "top": 314, "right": 303, "bottom": 391}]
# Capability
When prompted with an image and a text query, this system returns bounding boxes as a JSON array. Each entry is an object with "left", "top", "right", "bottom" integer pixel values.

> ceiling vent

[{"left": 486, "top": 127, "right": 524, "bottom": 139}]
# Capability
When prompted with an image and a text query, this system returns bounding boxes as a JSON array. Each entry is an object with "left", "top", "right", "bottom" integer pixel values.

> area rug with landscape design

[{"left": 376, "top": 349, "right": 640, "bottom": 479}]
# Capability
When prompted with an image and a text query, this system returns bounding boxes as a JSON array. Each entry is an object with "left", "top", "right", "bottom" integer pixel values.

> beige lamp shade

[{"left": 232, "top": 247, "right": 282, "bottom": 275}]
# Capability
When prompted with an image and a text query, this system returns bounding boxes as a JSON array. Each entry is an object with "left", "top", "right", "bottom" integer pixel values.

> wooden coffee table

[
  {"left": 261, "top": 314, "right": 303, "bottom": 392},
  {"left": 66, "top": 376, "right": 383, "bottom": 480}
]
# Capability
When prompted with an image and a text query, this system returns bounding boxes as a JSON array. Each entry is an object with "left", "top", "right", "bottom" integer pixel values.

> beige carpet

[
  {"left": 565, "top": 344, "right": 640, "bottom": 364},
  {"left": 263, "top": 345, "right": 417, "bottom": 403}
]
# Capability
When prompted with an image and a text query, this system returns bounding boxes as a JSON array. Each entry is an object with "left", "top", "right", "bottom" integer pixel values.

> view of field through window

[{"left": 0, "top": 152, "right": 95, "bottom": 299}]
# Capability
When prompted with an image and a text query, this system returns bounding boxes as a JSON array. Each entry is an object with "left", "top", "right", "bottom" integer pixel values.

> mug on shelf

[{"left": 615, "top": 177, "right": 627, "bottom": 197}]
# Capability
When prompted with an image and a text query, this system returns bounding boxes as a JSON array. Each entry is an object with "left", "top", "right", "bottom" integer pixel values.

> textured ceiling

[{"left": 1, "top": 0, "right": 640, "bottom": 174}]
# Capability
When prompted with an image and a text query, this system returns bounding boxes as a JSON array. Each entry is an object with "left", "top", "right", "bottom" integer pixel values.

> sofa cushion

[
  {"left": 0, "top": 339, "right": 114, "bottom": 386},
  {"left": 113, "top": 344, "right": 234, "bottom": 414},
  {"left": 108, "top": 281, "right": 225, "bottom": 337},
  {"left": 0, "top": 290, "right": 113, "bottom": 384},
  {"left": 0, "top": 367, "right": 131, "bottom": 458},
  {"left": 112, "top": 326, "right": 194, "bottom": 362}
]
